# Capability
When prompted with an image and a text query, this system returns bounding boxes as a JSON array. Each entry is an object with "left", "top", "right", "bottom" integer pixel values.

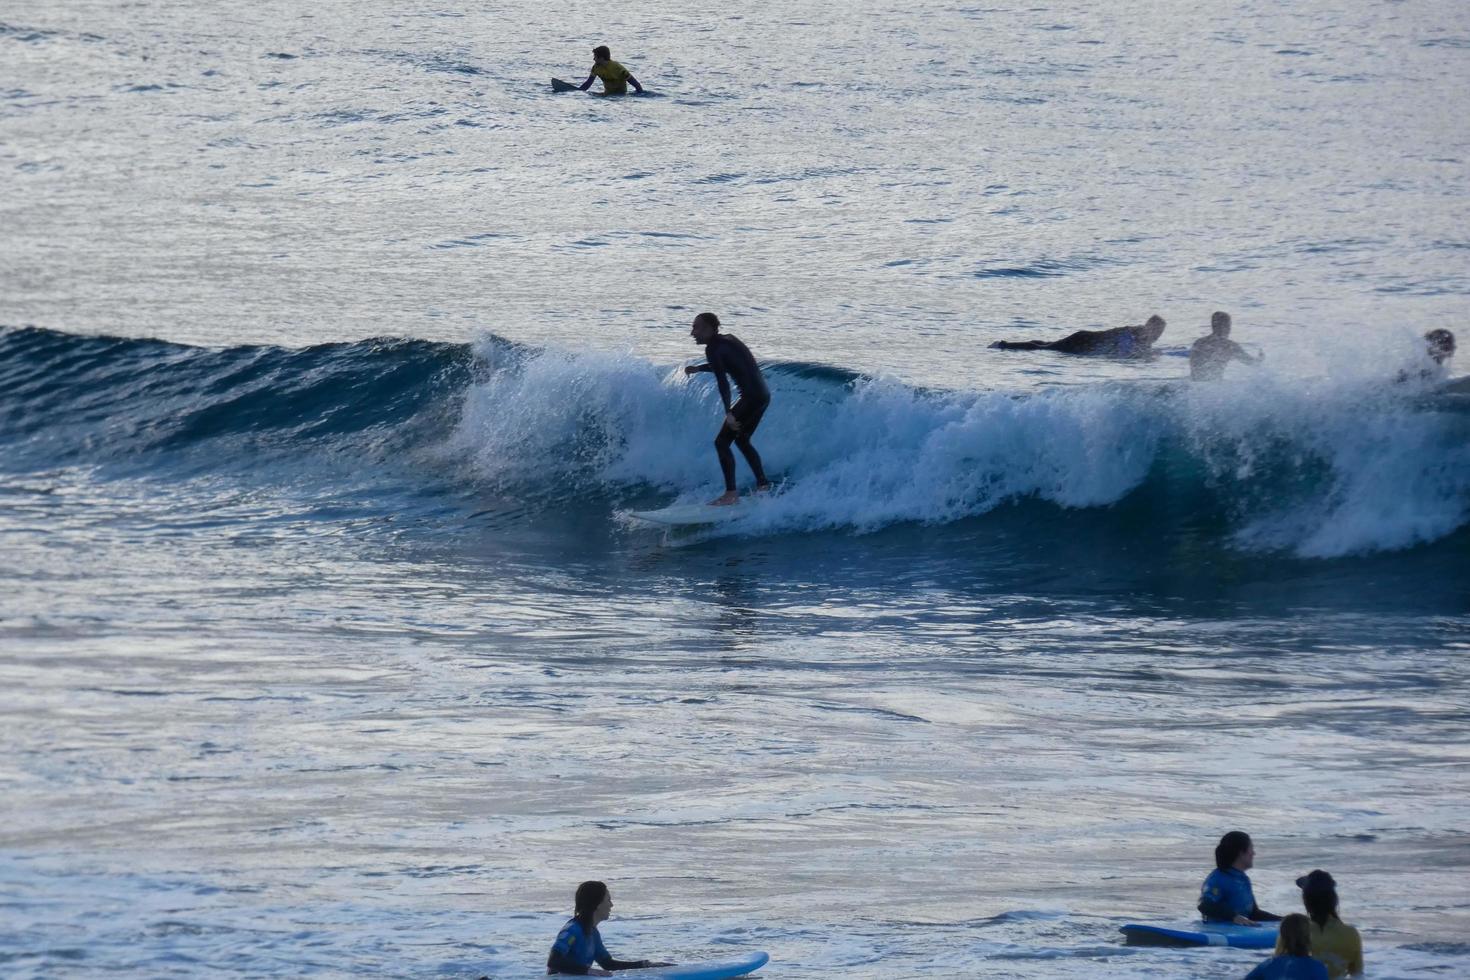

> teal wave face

[{"left": 4, "top": 326, "right": 1469, "bottom": 560}]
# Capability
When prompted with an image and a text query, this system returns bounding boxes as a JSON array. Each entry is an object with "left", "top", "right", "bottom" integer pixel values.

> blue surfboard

[
  {"left": 619, "top": 952, "right": 769, "bottom": 980},
  {"left": 1121, "top": 921, "right": 1278, "bottom": 949}
]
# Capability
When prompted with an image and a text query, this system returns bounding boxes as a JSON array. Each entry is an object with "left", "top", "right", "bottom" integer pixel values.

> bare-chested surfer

[{"left": 1190, "top": 312, "right": 1262, "bottom": 381}]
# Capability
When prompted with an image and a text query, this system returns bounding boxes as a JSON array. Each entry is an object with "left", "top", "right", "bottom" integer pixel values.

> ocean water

[{"left": 2, "top": 2, "right": 1469, "bottom": 978}]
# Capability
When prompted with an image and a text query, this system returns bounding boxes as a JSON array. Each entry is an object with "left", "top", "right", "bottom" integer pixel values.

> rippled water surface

[{"left": 3, "top": 0, "right": 1470, "bottom": 977}]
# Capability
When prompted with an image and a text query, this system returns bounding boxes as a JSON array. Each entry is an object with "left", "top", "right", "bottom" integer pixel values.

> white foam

[{"left": 450, "top": 334, "right": 1470, "bottom": 557}]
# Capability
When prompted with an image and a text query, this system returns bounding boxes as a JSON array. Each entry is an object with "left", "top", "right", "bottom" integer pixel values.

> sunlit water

[{"left": 3, "top": 1, "right": 1470, "bottom": 978}]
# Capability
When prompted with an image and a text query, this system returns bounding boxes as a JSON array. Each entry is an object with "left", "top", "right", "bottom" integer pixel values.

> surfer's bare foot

[{"left": 709, "top": 491, "right": 740, "bottom": 506}]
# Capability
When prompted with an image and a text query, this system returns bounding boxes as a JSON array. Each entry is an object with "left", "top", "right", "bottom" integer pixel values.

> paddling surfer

[
  {"left": 685, "top": 313, "right": 772, "bottom": 506},
  {"left": 578, "top": 45, "right": 643, "bottom": 95},
  {"left": 989, "top": 315, "right": 1166, "bottom": 356}
]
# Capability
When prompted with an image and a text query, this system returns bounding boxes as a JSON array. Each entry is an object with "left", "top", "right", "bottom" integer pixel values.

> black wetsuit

[
  {"left": 689, "top": 333, "right": 771, "bottom": 493},
  {"left": 991, "top": 326, "right": 1149, "bottom": 356}
]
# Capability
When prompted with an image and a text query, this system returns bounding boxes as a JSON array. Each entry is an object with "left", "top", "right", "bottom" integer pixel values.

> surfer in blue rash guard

[
  {"left": 1199, "top": 831, "right": 1282, "bottom": 926},
  {"left": 547, "top": 881, "right": 669, "bottom": 975},
  {"left": 684, "top": 312, "right": 773, "bottom": 506}
]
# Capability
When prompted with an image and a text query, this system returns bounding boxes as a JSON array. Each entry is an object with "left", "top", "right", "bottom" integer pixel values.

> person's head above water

[
  {"left": 691, "top": 311, "right": 721, "bottom": 344},
  {"left": 1278, "top": 913, "right": 1312, "bottom": 957},
  {"left": 574, "top": 880, "right": 613, "bottom": 929},
  {"left": 1215, "top": 830, "right": 1255, "bottom": 871},
  {"left": 1211, "top": 311, "right": 1232, "bottom": 337},
  {"left": 1137, "top": 314, "right": 1166, "bottom": 344},
  {"left": 592, "top": 45, "right": 612, "bottom": 63},
  {"left": 1426, "top": 328, "right": 1455, "bottom": 365},
  {"left": 1296, "top": 869, "right": 1340, "bottom": 927}
]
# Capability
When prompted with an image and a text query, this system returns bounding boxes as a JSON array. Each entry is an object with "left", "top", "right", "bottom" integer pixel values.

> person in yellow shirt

[
  {"left": 1275, "top": 870, "right": 1364, "bottom": 978},
  {"left": 578, "top": 45, "right": 643, "bottom": 95}
]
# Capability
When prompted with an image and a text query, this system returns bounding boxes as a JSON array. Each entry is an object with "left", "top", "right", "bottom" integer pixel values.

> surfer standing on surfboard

[
  {"left": 578, "top": 45, "right": 643, "bottom": 95},
  {"left": 685, "top": 313, "right": 773, "bottom": 506}
]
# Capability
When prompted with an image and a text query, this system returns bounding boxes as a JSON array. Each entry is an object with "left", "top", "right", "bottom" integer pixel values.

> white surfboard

[
  {"left": 627, "top": 501, "right": 751, "bottom": 527},
  {"left": 619, "top": 952, "right": 769, "bottom": 980}
]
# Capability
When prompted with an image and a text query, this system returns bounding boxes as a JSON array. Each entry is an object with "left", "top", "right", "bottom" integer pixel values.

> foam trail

[
  {"left": 450, "top": 334, "right": 1470, "bottom": 556},
  {"left": 4, "top": 327, "right": 1467, "bottom": 558}
]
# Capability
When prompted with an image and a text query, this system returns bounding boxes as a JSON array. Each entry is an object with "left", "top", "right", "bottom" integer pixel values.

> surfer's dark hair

[
  {"left": 574, "top": 880, "right": 608, "bottom": 930},
  {"left": 592, "top": 45, "right": 611, "bottom": 61},
  {"left": 1302, "top": 881, "right": 1340, "bottom": 928},
  {"left": 1278, "top": 914, "right": 1311, "bottom": 957},
  {"left": 694, "top": 312, "right": 720, "bottom": 331},
  {"left": 1211, "top": 311, "right": 1232, "bottom": 334},
  {"left": 1426, "top": 328, "right": 1455, "bottom": 360},
  {"left": 1214, "top": 830, "right": 1252, "bottom": 871}
]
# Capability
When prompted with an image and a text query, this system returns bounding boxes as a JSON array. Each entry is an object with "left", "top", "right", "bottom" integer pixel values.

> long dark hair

[
  {"left": 574, "top": 880, "right": 609, "bottom": 931},
  {"left": 1215, "top": 831, "right": 1252, "bottom": 871},
  {"left": 1278, "top": 914, "right": 1311, "bottom": 957},
  {"left": 1303, "top": 884, "right": 1339, "bottom": 928}
]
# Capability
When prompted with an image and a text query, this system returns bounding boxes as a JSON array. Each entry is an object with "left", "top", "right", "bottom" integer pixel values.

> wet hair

[
  {"left": 574, "top": 880, "right": 609, "bottom": 930},
  {"left": 1215, "top": 830, "right": 1252, "bottom": 871},
  {"left": 1302, "top": 880, "right": 1340, "bottom": 928},
  {"left": 1426, "top": 328, "right": 1455, "bottom": 363},
  {"left": 1211, "top": 311, "right": 1232, "bottom": 335},
  {"left": 693, "top": 312, "right": 720, "bottom": 331},
  {"left": 1279, "top": 913, "right": 1312, "bottom": 957},
  {"left": 592, "top": 45, "right": 611, "bottom": 61}
]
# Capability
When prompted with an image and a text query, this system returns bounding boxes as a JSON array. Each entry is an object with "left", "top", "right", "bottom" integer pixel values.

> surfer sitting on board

[
  {"left": 989, "top": 314, "right": 1166, "bottom": 356},
  {"left": 1189, "top": 311, "right": 1262, "bottom": 381},
  {"left": 579, "top": 45, "right": 643, "bottom": 95},
  {"left": 547, "top": 881, "right": 669, "bottom": 975},
  {"left": 1199, "top": 831, "right": 1282, "bottom": 926},
  {"left": 685, "top": 312, "right": 773, "bottom": 506}
]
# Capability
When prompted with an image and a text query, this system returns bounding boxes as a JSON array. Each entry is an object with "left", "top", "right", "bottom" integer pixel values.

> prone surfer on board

[
  {"left": 990, "top": 314, "right": 1166, "bottom": 356},
  {"left": 1199, "top": 831, "right": 1282, "bottom": 926},
  {"left": 547, "top": 881, "right": 669, "bottom": 975},
  {"left": 685, "top": 312, "right": 773, "bottom": 506},
  {"left": 578, "top": 45, "right": 643, "bottom": 95}
]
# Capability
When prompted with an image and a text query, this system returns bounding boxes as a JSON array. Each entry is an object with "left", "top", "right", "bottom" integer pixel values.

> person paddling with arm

[
  {"left": 579, "top": 45, "right": 643, "bottom": 95},
  {"left": 684, "top": 312, "right": 773, "bottom": 506},
  {"left": 990, "top": 315, "right": 1166, "bottom": 356}
]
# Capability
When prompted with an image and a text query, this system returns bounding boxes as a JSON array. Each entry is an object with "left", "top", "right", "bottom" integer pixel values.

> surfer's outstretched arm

[
  {"left": 578, "top": 73, "right": 596, "bottom": 91},
  {"left": 626, "top": 73, "right": 643, "bottom": 93}
]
